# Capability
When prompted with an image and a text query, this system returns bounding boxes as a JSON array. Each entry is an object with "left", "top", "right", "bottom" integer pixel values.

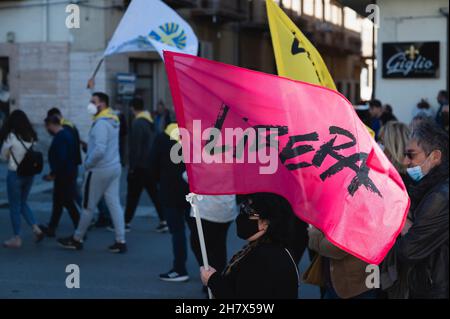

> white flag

[{"left": 104, "top": 0, "right": 198, "bottom": 58}]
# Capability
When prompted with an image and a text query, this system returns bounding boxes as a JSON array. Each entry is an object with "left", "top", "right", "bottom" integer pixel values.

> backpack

[{"left": 10, "top": 135, "right": 43, "bottom": 177}]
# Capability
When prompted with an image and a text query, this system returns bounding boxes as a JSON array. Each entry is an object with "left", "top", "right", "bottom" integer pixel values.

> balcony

[
  {"left": 191, "top": 0, "right": 249, "bottom": 22},
  {"left": 311, "top": 24, "right": 361, "bottom": 55},
  {"left": 163, "top": 0, "right": 198, "bottom": 8}
]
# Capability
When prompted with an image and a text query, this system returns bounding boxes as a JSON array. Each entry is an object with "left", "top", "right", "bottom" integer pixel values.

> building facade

[
  {"left": 0, "top": 0, "right": 369, "bottom": 147},
  {"left": 375, "top": 0, "right": 448, "bottom": 123}
]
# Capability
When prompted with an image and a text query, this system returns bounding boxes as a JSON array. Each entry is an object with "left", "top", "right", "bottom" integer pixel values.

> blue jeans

[
  {"left": 7, "top": 170, "right": 36, "bottom": 236},
  {"left": 164, "top": 206, "right": 190, "bottom": 274}
]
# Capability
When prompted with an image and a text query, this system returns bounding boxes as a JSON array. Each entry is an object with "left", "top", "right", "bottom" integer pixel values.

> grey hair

[
  {"left": 410, "top": 114, "right": 434, "bottom": 131},
  {"left": 410, "top": 121, "right": 449, "bottom": 163}
]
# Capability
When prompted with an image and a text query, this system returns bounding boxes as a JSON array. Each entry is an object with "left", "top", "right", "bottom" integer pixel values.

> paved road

[{"left": 0, "top": 167, "right": 320, "bottom": 299}]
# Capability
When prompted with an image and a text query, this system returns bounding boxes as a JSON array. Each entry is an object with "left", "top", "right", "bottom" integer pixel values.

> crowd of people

[{"left": 0, "top": 89, "right": 448, "bottom": 299}]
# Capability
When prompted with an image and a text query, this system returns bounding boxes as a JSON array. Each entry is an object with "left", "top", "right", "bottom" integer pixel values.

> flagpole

[
  {"left": 186, "top": 193, "right": 213, "bottom": 300},
  {"left": 87, "top": 57, "right": 104, "bottom": 90}
]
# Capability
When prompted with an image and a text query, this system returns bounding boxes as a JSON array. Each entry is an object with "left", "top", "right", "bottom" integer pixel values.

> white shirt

[
  {"left": 412, "top": 106, "right": 435, "bottom": 119},
  {"left": 190, "top": 195, "right": 238, "bottom": 223},
  {"left": 0, "top": 133, "right": 33, "bottom": 171},
  {"left": 182, "top": 171, "right": 238, "bottom": 223}
]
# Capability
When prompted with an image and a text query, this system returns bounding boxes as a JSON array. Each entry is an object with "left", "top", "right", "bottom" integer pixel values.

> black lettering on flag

[
  {"left": 291, "top": 38, "right": 306, "bottom": 55},
  {"left": 348, "top": 153, "right": 382, "bottom": 197},
  {"left": 312, "top": 126, "right": 382, "bottom": 197},
  {"left": 251, "top": 125, "right": 289, "bottom": 151},
  {"left": 280, "top": 132, "right": 319, "bottom": 170},
  {"left": 234, "top": 125, "right": 288, "bottom": 159},
  {"left": 205, "top": 103, "right": 231, "bottom": 155}
]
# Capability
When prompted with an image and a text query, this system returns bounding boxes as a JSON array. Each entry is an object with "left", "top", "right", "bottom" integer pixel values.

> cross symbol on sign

[{"left": 405, "top": 45, "right": 420, "bottom": 60}]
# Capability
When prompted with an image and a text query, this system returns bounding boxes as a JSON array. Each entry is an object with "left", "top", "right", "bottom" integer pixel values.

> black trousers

[
  {"left": 48, "top": 176, "right": 80, "bottom": 230},
  {"left": 189, "top": 217, "right": 232, "bottom": 275},
  {"left": 125, "top": 168, "right": 163, "bottom": 224}
]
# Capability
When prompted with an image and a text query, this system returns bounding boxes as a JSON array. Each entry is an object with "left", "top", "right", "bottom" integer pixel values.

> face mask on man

[
  {"left": 236, "top": 213, "right": 260, "bottom": 240},
  {"left": 406, "top": 155, "right": 431, "bottom": 182},
  {"left": 87, "top": 103, "right": 98, "bottom": 116}
]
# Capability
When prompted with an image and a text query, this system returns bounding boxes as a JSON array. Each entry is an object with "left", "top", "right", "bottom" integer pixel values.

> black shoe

[
  {"left": 108, "top": 242, "right": 127, "bottom": 254},
  {"left": 58, "top": 236, "right": 83, "bottom": 250},
  {"left": 34, "top": 231, "right": 45, "bottom": 244},
  {"left": 159, "top": 270, "right": 189, "bottom": 282},
  {"left": 155, "top": 221, "right": 169, "bottom": 233},
  {"left": 39, "top": 225, "right": 56, "bottom": 238}
]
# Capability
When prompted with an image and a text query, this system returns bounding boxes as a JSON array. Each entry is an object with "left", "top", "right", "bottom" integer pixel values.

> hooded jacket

[{"left": 85, "top": 109, "right": 120, "bottom": 170}]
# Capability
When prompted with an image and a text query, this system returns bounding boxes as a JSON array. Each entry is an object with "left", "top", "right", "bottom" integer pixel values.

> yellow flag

[{"left": 266, "top": 0, "right": 337, "bottom": 90}]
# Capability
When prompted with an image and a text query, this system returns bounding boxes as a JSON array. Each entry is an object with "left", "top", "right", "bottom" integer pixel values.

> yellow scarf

[
  {"left": 93, "top": 108, "right": 119, "bottom": 123},
  {"left": 366, "top": 126, "right": 375, "bottom": 139},
  {"left": 165, "top": 123, "right": 180, "bottom": 143},
  {"left": 61, "top": 118, "right": 74, "bottom": 128},
  {"left": 136, "top": 111, "right": 154, "bottom": 124}
]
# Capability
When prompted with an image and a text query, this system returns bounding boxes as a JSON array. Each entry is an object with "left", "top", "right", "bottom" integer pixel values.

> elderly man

[{"left": 395, "top": 121, "right": 449, "bottom": 299}]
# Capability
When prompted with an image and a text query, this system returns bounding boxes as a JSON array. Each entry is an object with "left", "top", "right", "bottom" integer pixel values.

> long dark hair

[
  {"left": 244, "top": 193, "right": 293, "bottom": 246},
  {"left": 0, "top": 110, "right": 37, "bottom": 144}
]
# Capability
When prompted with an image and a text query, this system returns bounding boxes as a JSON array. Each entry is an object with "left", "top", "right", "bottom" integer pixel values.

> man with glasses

[{"left": 393, "top": 121, "right": 449, "bottom": 299}]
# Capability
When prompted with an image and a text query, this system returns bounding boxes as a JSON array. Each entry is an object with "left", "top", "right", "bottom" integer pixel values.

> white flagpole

[{"left": 186, "top": 193, "right": 213, "bottom": 299}]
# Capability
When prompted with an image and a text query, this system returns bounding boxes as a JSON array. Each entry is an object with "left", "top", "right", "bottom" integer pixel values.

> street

[{"left": 0, "top": 167, "right": 320, "bottom": 299}]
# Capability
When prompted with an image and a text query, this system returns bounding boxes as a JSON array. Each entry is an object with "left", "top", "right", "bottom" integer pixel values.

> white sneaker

[
  {"left": 3, "top": 236, "right": 22, "bottom": 249},
  {"left": 159, "top": 270, "right": 190, "bottom": 282}
]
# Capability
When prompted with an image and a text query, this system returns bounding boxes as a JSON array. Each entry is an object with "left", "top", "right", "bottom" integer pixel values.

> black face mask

[{"left": 236, "top": 213, "right": 260, "bottom": 240}]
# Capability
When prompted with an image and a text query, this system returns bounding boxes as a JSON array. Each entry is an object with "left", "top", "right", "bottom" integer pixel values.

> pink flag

[{"left": 164, "top": 51, "right": 410, "bottom": 265}]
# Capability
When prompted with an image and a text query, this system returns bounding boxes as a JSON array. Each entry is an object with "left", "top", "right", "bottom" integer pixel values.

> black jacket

[
  {"left": 62, "top": 123, "right": 82, "bottom": 166},
  {"left": 129, "top": 118, "right": 155, "bottom": 170},
  {"left": 396, "top": 164, "right": 449, "bottom": 299},
  {"left": 48, "top": 128, "right": 77, "bottom": 179},
  {"left": 149, "top": 132, "right": 189, "bottom": 210},
  {"left": 208, "top": 242, "right": 299, "bottom": 299}
]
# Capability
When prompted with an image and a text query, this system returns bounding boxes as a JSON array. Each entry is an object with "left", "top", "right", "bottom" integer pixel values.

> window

[
  {"left": 303, "top": 0, "right": 314, "bottom": 15},
  {"left": 282, "top": 0, "right": 292, "bottom": 9},
  {"left": 331, "top": 3, "right": 342, "bottom": 25},
  {"left": 314, "top": 0, "right": 323, "bottom": 19},
  {"left": 324, "top": 0, "right": 331, "bottom": 22},
  {"left": 344, "top": 7, "right": 362, "bottom": 32},
  {"left": 292, "top": 0, "right": 301, "bottom": 14}
]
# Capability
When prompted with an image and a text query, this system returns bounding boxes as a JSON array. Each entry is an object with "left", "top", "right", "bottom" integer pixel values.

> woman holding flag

[{"left": 200, "top": 193, "right": 299, "bottom": 299}]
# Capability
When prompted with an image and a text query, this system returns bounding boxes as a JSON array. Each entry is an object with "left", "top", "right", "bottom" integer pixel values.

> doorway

[{"left": 0, "top": 57, "right": 10, "bottom": 130}]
